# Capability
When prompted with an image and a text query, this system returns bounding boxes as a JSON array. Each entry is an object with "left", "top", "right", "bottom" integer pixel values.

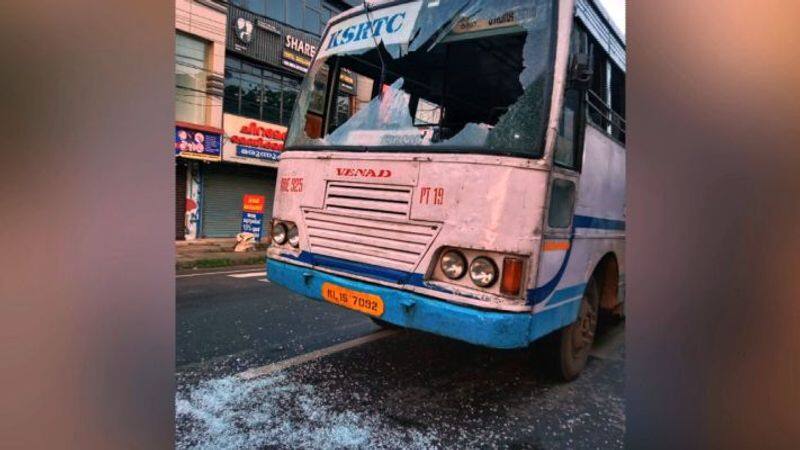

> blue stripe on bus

[
  {"left": 527, "top": 235, "right": 575, "bottom": 304},
  {"left": 573, "top": 215, "right": 626, "bottom": 231},
  {"left": 527, "top": 215, "right": 625, "bottom": 304},
  {"left": 282, "top": 251, "right": 413, "bottom": 284},
  {"left": 546, "top": 282, "right": 587, "bottom": 305}
]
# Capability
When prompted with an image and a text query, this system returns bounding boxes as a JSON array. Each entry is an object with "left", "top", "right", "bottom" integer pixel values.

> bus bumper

[{"left": 267, "top": 258, "right": 532, "bottom": 349}]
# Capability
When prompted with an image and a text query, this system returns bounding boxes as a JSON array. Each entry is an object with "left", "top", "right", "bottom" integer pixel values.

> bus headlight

[
  {"left": 287, "top": 223, "right": 300, "bottom": 248},
  {"left": 440, "top": 250, "right": 467, "bottom": 280},
  {"left": 272, "top": 222, "right": 288, "bottom": 245},
  {"left": 469, "top": 257, "right": 498, "bottom": 288}
]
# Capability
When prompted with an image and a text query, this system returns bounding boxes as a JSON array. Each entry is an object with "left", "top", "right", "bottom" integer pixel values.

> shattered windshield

[{"left": 285, "top": 0, "right": 557, "bottom": 157}]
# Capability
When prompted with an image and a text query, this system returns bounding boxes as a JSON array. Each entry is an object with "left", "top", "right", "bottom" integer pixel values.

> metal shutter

[
  {"left": 201, "top": 163, "right": 277, "bottom": 238},
  {"left": 175, "top": 161, "right": 187, "bottom": 240}
]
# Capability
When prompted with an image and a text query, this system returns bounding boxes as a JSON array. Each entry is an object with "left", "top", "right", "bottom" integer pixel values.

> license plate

[{"left": 321, "top": 282, "right": 385, "bottom": 317}]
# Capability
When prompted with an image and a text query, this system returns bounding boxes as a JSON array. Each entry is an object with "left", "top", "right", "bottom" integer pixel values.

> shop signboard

[
  {"left": 339, "top": 68, "right": 356, "bottom": 94},
  {"left": 222, "top": 113, "right": 287, "bottom": 168},
  {"left": 227, "top": 5, "right": 321, "bottom": 77},
  {"left": 175, "top": 122, "right": 222, "bottom": 162},
  {"left": 282, "top": 34, "right": 317, "bottom": 73},
  {"left": 240, "top": 194, "right": 266, "bottom": 239},
  {"left": 241, "top": 212, "right": 264, "bottom": 239},
  {"left": 242, "top": 194, "right": 266, "bottom": 214}
]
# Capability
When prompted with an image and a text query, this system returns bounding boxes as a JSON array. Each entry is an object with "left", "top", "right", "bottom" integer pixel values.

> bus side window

[
  {"left": 554, "top": 89, "right": 581, "bottom": 169},
  {"left": 548, "top": 179, "right": 576, "bottom": 229}
]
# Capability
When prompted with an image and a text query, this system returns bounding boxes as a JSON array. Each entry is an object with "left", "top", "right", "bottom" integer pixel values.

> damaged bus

[{"left": 267, "top": 0, "right": 626, "bottom": 380}]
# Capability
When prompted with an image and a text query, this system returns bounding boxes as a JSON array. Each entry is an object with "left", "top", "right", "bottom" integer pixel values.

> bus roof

[
  {"left": 590, "top": 0, "right": 625, "bottom": 47},
  {"left": 577, "top": 0, "right": 626, "bottom": 71}
]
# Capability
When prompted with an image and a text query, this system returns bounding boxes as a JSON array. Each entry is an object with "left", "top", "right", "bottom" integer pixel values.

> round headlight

[
  {"left": 469, "top": 257, "right": 498, "bottom": 288},
  {"left": 440, "top": 250, "right": 467, "bottom": 280},
  {"left": 287, "top": 224, "right": 300, "bottom": 248},
  {"left": 272, "top": 222, "right": 287, "bottom": 245}
]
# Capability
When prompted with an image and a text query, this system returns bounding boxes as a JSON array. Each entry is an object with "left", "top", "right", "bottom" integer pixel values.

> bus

[{"left": 267, "top": 0, "right": 626, "bottom": 380}]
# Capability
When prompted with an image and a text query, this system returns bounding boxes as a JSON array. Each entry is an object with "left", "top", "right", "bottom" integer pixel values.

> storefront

[
  {"left": 174, "top": 122, "right": 223, "bottom": 240},
  {"left": 174, "top": 0, "right": 227, "bottom": 241},
  {"left": 191, "top": 5, "right": 315, "bottom": 240},
  {"left": 199, "top": 163, "right": 278, "bottom": 238},
  {"left": 197, "top": 113, "right": 284, "bottom": 238},
  {"left": 189, "top": 2, "right": 353, "bottom": 240}
]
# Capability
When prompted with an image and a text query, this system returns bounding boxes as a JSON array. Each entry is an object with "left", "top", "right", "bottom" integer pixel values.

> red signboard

[
  {"left": 242, "top": 194, "right": 266, "bottom": 213},
  {"left": 230, "top": 121, "right": 287, "bottom": 151}
]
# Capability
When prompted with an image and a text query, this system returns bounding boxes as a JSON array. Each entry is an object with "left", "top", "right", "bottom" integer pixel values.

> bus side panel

[
  {"left": 527, "top": 126, "right": 626, "bottom": 342},
  {"left": 575, "top": 125, "right": 626, "bottom": 230},
  {"left": 575, "top": 125, "right": 626, "bottom": 300}
]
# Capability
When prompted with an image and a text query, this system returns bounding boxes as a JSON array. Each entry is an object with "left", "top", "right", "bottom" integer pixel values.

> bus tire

[
  {"left": 557, "top": 275, "right": 600, "bottom": 381},
  {"left": 370, "top": 317, "right": 399, "bottom": 329}
]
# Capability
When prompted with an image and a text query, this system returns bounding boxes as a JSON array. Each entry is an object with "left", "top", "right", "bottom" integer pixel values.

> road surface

[{"left": 176, "top": 266, "right": 625, "bottom": 449}]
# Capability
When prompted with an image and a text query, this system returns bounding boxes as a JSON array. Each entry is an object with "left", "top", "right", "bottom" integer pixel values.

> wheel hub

[{"left": 572, "top": 298, "right": 597, "bottom": 354}]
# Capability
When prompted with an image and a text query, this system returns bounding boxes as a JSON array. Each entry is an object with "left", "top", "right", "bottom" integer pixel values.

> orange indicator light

[{"left": 501, "top": 257, "right": 524, "bottom": 296}]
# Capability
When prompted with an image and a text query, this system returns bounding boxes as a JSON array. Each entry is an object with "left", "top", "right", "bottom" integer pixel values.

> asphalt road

[{"left": 176, "top": 266, "right": 625, "bottom": 449}]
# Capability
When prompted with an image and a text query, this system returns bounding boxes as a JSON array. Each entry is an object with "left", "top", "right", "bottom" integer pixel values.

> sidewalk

[{"left": 176, "top": 238, "right": 268, "bottom": 270}]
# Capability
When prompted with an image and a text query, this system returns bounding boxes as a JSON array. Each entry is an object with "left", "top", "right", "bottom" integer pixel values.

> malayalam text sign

[
  {"left": 223, "top": 113, "right": 287, "bottom": 167},
  {"left": 242, "top": 194, "right": 266, "bottom": 214}
]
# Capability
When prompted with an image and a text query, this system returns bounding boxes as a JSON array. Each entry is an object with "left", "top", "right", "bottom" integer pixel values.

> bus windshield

[{"left": 285, "top": 0, "right": 557, "bottom": 157}]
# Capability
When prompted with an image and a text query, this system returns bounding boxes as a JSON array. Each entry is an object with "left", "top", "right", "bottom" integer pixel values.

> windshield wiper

[{"left": 362, "top": 0, "right": 387, "bottom": 91}]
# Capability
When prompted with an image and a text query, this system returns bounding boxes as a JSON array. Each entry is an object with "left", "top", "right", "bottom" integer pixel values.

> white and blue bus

[{"left": 268, "top": 0, "right": 626, "bottom": 380}]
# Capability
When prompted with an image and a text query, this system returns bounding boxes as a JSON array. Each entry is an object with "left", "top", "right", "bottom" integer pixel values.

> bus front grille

[
  {"left": 323, "top": 182, "right": 412, "bottom": 219},
  {"left": 302, "top": 209, "right": 439, "bottom": 273}
]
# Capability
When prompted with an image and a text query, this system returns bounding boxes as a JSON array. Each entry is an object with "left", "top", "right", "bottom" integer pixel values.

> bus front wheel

[{"left": 556, "top": 275, "right": 600, "bottom": 381}]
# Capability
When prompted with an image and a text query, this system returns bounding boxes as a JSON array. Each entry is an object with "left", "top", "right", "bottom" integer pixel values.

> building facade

[
  {"left": 174, "top": 0, "right": 227, "bottom": 240},
  {"left": 174, "top": 0, "right": 354, "bottom": 240}
]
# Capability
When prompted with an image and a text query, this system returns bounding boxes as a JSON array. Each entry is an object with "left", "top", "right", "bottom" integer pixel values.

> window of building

[
  {"left": 262, "top": 73, "right": 282, "bottom": 124},
  {"left": 329, "top": 92, "right": 353, "bottom": 133},
  {"left": 223, "top": 55, "right": 304, "bottom": 126},
  {"left": 287, "top": 1, "right": 303, "bottom": 29},
  {"left": 266, "top": 0, "right": 284, "bottom": 22},
  {"left": 282, "top": 77, "right": 300, "bottom": 122},
  {"left": 175, "top": 32, "right": 210, "bottom": 125},
  {"left": 321, "top": 7, "right": 333, "bottom": 29},
  {"left": 231, "top": 0, "right": 267, "bottom": 16},
  {"left": 240, "top": 70, "right": 262, "bottom": 119},
  {"left": 303, "top": 7, "right": 321, "bottom": 33},
  {"left": 233, "top": 0, "right": 343, "bottom": 35},
  {"left": 320, "top": 1, "right": 342, "bottom": 33}
]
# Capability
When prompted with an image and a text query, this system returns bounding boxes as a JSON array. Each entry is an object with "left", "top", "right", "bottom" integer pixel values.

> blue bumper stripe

[
  {"left": 268, "top": 258, "right": 533, "bottom": 349},
  {"left": 283, "top": 251, "right": 414, "bottom": 284}
]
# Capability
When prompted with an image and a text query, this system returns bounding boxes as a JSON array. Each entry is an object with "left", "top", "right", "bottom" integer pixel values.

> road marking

[
  {"left": 258, "top": 278, "right": 271, "bottom": 283},
  {"left": 228, "top": 271, "right": 267, "bottom": 279},
  {"left": 238, "top": 329, "right": 399, "bottom": 380},
  {"left": 176, "top": 268, "right": 265, "bottom": 279}
]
